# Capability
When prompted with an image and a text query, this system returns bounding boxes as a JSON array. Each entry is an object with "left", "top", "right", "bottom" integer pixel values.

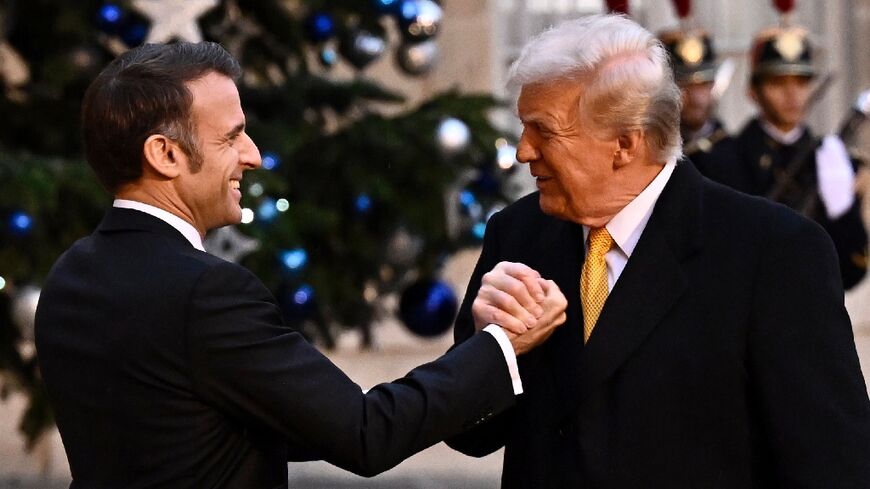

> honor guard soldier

[
  {"left": 660, "top": 29, "right": 734, "bottom": 179},
  {"left": 725, "top": 26, "right": 868, "bottom": 289}
]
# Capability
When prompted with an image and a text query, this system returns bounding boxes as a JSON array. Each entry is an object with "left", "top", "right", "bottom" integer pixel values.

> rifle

[{"left": 766, "top": 82, "right": 869, "bottom": 208}]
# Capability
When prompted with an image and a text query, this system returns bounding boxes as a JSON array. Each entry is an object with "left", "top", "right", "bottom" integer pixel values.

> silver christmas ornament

[
  {"left": 436, "top": 118, "right": 470, "bottom": 154},
  {"left": 396, "top": 40, "right": 438, "bottom": 76},
  {"left": 204, "top": 226, "right": 260, "bottom": 264},
  {"left": 386, "top": 227, "right": 424, "bottom": 266}
]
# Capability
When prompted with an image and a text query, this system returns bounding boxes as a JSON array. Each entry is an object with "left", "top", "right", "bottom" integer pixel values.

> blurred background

[{"left": 1, "top": 0, "right": 868, "bottom": 487}]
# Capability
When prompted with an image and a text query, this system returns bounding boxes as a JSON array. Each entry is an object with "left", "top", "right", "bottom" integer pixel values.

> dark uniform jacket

[
  {"left": 682, "top": 118, "right": 735, "bottom": 181},
  {"left": 447, "top": 162, "right": 870, "bottom": 488},
  {"left": 719, "top": 117, "right": 868, "bottom": 289},
  {"left": 35, "top": 207, "right": 515, "bottom": 489}
]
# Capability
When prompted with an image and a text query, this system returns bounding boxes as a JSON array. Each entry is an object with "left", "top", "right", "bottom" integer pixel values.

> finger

[
  {"left": 501, "top": 262, "right": 544, "bottom": 303},
  {"left": 535, "top": 282, "right": 567, "bottom": 325},
  {"left": 542, "top": 280, "right": 567, "bottom": 309},
  {"left": 485, "top": 272, "right": 542, "bottom": 320},
  {"left": 479, "top": 285, "right": 538, "bottom": 328},
  {"left": 519, "top": 275, "right": 546, "bottom": 309},
  {"left": 498, "top": 262, "right": 543, "bottom": 282},
  {"left": 474, "top": 302, "right": 528, "bottom": 334}
]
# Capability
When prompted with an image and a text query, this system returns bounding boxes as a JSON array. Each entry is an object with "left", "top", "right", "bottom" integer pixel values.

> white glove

[{"left": 815, "top": 134, "right": 856, "bottom": 220}]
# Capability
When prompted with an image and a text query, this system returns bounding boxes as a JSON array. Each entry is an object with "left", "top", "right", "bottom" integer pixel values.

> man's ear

[
  {"left": 614, "top": 130, "right": 643, "bottom": 167},
  {"left": 142, "top": 134, "right": 184, "bottom": 179}
]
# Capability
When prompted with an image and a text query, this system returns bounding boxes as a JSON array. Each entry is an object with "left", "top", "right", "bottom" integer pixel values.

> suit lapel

[
  {"left": 531, "top": 219, "right": 585, "bottom": 423},
  {"left": 557, "top": 163, "right": 705, "bottom": 416},
  {"left": 576, "top": 222, "right": 686, "bottom": 402}
]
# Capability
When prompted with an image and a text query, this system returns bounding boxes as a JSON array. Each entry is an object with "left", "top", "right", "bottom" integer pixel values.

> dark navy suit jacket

[
  {"left": 36, "top": 207, "right": 515, "bottom": 488},
  {"left": 448, "top": 162, "right": 870, "bottom": 488}
]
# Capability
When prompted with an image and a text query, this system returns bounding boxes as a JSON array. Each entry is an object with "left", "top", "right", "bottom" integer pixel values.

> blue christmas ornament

[
  {"left": 320, "top": 47, "right": 338, "bottom": 68},
  {"left": 293, "top": 284, "right": 314, "bottom": 306},
  {"left": 120, "top": 21, "right": 148, "bottom": 47},
  {"left": 261, "top": 152, "right": 280, "bottom": 170},
  {"left": 280, "top": 248, "right": 308, "bottom": 272},
  {"left": 472, "top": 168, "right": 500, "bottom": 196},
  {"left": 472, "top": 222, "right": 487, "bottom": 240},
  {"left": 339, "top": 28, "right": 387, "bottom": 70},
  {"left": 374, "top": 0, "right": 402, "bottom": 14},
  {"left": 9, "top": 211, "right": 33, "bottom": 236},
  {"left": 278, "top": 283, "right": 316, "bottom": 322},
  {"left": 306, "top": 11, "right": 336, "bottom": 43},
  {"left": 399, "top": 279, "right": 458, "bottom": 337},
  {"left": 355, "top": 194, "right": 373, "bottom": 214},
  {"left": 257, "top": 198, "right": 278, "bottom": 222},
  {"left": 398, "top": 0, "right": 419, "bottom": 21},
  {"left": 97, "top": 4, "right": 124, "bottom": 34}
]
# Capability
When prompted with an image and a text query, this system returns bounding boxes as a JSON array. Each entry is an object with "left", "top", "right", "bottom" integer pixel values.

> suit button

[{"left": 557, "top": 428, "right": 565, "bottom": 438}]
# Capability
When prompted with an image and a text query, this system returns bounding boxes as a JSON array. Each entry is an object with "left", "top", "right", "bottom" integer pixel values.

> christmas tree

[{"left": 0, "top": 0, "right": 519, "bottom": 446}]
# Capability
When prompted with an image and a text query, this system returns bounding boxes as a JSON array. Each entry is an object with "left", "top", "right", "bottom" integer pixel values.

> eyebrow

[
  {"left": 224, "top": 122, "right": 246, "bottom": 139},
  {"left": 519, "top": 114, "right": 550, "bottom": 126}
]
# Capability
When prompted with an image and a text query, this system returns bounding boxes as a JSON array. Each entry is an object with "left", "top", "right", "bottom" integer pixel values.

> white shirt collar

[
  {"left": 759, "top": 119, "right": 806, "bottom": 146},
  {"left": 583, "top": 159, "right": 677, "bottom": 257},
  {"left": 113, "top": 199, "right": 205, "bottom": 251}
]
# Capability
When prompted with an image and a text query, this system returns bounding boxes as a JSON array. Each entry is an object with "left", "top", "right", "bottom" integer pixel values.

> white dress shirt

[
  {"left": 583, "top": 160, "right": 676, "bottom": 291},
  {"left": 113, "top": 199, "right": 205, "bottom": 251},
  {"left": 112, "top": 199, "right": 523, "bottom": 394}
]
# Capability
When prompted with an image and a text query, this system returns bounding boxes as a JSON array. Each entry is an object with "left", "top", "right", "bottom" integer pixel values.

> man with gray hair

[{"left": 447, "top": 14, "right": 870, "bottom": 488}]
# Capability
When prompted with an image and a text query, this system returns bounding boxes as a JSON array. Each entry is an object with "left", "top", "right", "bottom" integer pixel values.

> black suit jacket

[
  {"left": 35, "top": 207, "right": 515, "bottom": 488},
  {"left": 447, "top": 163, "right": 870, "bottom": 488}
]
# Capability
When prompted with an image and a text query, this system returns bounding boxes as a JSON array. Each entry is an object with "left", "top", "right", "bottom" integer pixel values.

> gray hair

[{"left": 508, "top": 14, "right": 683, "bottom": 163}]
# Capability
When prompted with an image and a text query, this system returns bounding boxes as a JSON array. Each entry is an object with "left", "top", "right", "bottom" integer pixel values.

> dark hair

[{"left": 81, "top": 42, "right": 241, "bottom": 193}]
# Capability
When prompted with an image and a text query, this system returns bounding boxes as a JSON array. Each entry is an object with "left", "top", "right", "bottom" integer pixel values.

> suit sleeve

[
  {"left": 748, "top": 216, "right": 870, "bottom": 487},
  {"left": 445, "top": 210, "right": 517, "bottom": 457},
  {"left": 184, "top": 261, "right": 515, "bottom": 477}
]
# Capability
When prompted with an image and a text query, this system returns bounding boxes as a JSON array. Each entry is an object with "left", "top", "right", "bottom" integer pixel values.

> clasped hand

[{"left": 472, "top": 261, "right": 567, "bottom": 355}]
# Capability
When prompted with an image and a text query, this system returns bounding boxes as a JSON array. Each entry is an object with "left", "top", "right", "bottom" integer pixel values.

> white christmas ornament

[
  {"left": 497, "top": 144, "right": 518, "bottom": 170},
  {"left": 437, "top": 118, "right": 470, "bottom": 153},
  {"left": 11, "top": 285, "right": 41, "bottom": 342},
  {"left": 132, "top": 0, "right": 219, "bottom": 43},
  {"left": 204, "top": 226, "right": 260, "bottom": 263}
]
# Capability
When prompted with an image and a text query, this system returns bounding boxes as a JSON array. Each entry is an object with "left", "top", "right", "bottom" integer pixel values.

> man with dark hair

[
  {"left": 34, "top": 42, "right": 567, "bottom": 488},
  {"left": 659, "top": 29, "right": 735, "bottom": 180},
  {"left": 722, "top": 26, "right": 868, "bottom": 289},
  {"left": 448, "top": 15, "right": 870, "bottom": 488}
]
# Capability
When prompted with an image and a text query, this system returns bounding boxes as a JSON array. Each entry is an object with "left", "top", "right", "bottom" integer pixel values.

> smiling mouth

[{"left": 230, "top": 179, "right": 241, "bottom": 190}]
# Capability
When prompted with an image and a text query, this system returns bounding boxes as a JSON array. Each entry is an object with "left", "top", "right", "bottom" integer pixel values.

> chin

[{"left": 538, "top": 194, "right": 568, "bottom": 219}]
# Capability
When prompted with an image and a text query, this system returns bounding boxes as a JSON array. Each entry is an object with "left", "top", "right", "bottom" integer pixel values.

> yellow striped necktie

[{"left": 580, "top": 227, "right": 613, "bottom": 343}]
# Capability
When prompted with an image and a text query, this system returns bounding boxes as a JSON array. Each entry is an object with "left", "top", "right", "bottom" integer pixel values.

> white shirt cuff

[{"left": 483, "top": 324, "right": 523, "bottom": 395}]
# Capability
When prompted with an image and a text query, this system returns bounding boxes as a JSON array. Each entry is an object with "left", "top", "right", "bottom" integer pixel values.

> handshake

[{"left": 471, "top": 261, "right": 569, "bottom": 355}]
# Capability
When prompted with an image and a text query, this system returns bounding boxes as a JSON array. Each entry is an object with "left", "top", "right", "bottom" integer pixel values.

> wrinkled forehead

[{"left": 515, "top": 78, "right": 586, "bottom": 119}]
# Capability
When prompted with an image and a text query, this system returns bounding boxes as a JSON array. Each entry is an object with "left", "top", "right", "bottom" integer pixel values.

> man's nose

[
  {"left": 240, "top": 133, "right": 262, "bottom": 169},
  {"left": 516, "top": 134, "right": 539, "bottom": 164}
]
